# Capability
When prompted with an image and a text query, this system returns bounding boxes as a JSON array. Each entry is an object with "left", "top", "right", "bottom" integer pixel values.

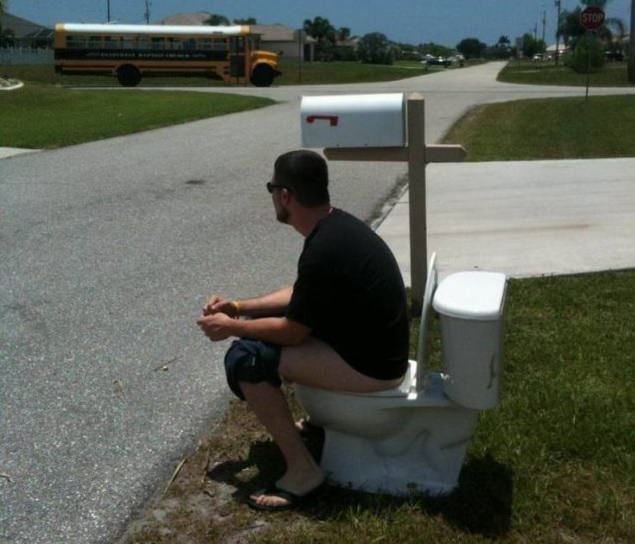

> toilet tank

[{"left": 432, "top": 271, "right": 507, "bottom": 410}]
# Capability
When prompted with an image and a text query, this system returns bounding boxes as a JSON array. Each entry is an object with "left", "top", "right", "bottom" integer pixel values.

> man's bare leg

[
  {"left": 240, "top": 381, "right": 324, "bottom": 508},
  {"left": 243, "top": 337, "right": 404, "bottom": 507}
]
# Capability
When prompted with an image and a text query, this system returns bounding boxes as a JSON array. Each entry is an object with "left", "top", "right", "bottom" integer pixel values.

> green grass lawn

[
  {"left": 276, "top": 60, "right": 428, "bottom": 84},
  {"left": 125, "top": 272, "right": 635, "bottom": 544},
  {"left": 499, "top": 59, "right": 634, "bottom": 87},
  {"left": 443, "top": 94, "right": 635, "bottom": 161},
  {"left": 0, "top": 83, "right": 274, "bottom": 148}
]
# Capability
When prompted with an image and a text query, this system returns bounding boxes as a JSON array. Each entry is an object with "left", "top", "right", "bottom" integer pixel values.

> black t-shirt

[{"left": 286, "top": 208, "right": 409, "bottom": 380}]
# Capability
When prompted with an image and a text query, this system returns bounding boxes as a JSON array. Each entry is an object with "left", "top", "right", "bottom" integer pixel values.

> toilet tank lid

[{"left": 433, "top": 271, "right": 507, "bottom": 321}]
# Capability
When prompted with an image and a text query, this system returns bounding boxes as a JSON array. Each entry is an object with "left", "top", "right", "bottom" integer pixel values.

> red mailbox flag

[{"left": 580, "top": 6, "right": 605, "bottom": 31}]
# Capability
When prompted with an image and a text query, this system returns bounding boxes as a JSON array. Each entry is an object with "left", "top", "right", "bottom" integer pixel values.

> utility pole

[
  {"left": 106, "top": 0, "right": 111, "bottom": 22},
  {"left": 629, "top": 0, "right": 635, "bottom": 82},
  {"left": 542, "top": 9, "right": 547, "bottom": 43},
  {"left": 555, "top": 0, "right": 562, "bottom": 65},
  {"left": 534, "top": 22, "right": 538, "bottom": 40},
  {"left": 144, "top": 0, "right": 151, "bottom": 24}
]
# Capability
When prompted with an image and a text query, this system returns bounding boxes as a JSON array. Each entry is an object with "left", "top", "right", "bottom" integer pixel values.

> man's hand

[
  {"left": 203, "top": 295, "right": 239, "bottom": 318},
  {"left": 197, "top": 312, "right": 236, "bottom": 342}
]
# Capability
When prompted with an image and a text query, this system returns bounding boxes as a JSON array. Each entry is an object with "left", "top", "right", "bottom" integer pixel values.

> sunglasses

[{"left": 266, "top": 182, "right": 292, "bottom": 194}]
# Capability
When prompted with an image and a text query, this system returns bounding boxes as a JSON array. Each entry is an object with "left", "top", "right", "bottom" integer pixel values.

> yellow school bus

[{"left": 54, "top": 23, "right": 281, "bottom": 87}]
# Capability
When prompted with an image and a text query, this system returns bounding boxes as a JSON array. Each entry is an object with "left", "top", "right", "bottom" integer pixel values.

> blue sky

[{"left": 7, "top": 1, "right": 633, "bottom": 47}]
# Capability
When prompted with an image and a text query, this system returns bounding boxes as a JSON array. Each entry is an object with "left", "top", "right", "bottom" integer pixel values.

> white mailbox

[{"left": 301, "top": 93, "right": 405, "bottom": 148}]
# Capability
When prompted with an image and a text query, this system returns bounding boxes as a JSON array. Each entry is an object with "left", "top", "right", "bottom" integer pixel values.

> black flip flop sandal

[{"left": 246, "top": 482, "right": 325, "bottom": 512}]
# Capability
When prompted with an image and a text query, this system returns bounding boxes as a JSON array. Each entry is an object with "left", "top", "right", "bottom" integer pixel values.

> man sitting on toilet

[{"left": 197, "top": 149, "right": 409, "bottom": 511}]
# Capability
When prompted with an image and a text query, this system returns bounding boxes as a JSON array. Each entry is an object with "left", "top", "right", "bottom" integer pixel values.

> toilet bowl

[{"left": 294, "top": 254, "right": 507, "bottom": 496}]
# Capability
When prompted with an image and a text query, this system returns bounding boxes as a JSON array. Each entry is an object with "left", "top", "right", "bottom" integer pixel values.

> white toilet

[{"left": 294, "top": 254, "right": 507, "bottom": 496}]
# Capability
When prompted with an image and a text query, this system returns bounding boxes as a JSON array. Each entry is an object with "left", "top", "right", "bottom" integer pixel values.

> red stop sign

[{"left": 580, "top": 6, "right": 605, "bottom": 30}]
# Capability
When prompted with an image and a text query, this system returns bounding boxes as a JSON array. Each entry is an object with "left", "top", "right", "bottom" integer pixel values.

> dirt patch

[{"left": 117, "top": 391, "right": 324, "bottom": 544}]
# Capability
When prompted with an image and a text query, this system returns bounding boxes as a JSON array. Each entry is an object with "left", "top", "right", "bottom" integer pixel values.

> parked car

[
  {"left": 605, "top": 50, "right": 624, "bottom": 61},
  {"left": 426, "top": 56, "right": 451, "bottom": 67}
]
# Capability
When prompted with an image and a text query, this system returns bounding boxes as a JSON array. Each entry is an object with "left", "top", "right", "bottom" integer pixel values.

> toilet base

[{"left": 319, "top": 420, "right": 477, "bottom": 497}]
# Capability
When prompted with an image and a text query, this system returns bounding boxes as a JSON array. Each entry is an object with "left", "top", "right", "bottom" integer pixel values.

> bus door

[{"left": 228, "top": 36, "right": 246, "bottom": 79}]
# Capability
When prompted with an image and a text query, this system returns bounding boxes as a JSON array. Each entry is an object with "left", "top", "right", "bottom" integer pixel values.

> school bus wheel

[
  {"left": 250, "top": 64, "right": 275, "bottom": 87},
  {"left": 117, "top": 65, "right": 142, "bottom": 87}
]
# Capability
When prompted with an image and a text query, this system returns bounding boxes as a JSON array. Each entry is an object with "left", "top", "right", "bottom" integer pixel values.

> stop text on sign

[{"left": 580, "top": 6, "right": 605, "bottom": 31}]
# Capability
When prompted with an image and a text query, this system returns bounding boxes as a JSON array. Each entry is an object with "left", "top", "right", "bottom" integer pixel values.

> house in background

[
  {"left": 252, "top": 24, "right": 315, "bottom": 61},
  {"left": 0, "top": 12, "right": 53, "bottom": 48},
  {"left": 156, "top": 13, "right": 315, "bottom": 61}
]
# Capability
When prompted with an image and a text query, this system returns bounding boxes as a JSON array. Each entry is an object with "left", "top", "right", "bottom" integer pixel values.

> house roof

[{"left": 0, "top": 12, "right": 52, "bottom": 38}]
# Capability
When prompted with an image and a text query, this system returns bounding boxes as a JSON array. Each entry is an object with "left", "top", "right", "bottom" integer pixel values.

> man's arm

[
  {"left": 235, "top": 286, "right": 294, "bottom": 318},
  {"left": 196, "top": 313, "right": 310, "bottom": 346},
  {"left": 205, "top": 286, "right": 293, "bottom": 318}
]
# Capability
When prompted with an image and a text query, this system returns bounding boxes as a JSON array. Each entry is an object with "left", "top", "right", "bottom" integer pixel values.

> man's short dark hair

[{"left": 273, "top": 150, "right": 330, "bottom": 207}]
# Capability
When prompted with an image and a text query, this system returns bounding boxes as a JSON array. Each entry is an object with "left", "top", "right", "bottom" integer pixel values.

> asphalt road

[{"left": 1, "top": 62, "right": 634, "bottom": 544}]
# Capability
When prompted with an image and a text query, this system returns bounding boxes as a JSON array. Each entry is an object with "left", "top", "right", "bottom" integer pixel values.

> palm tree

[
  {"left": 303, "top": 16, "right": 335, "bottom": 45},
  {"left": 303, "top": 16, "right": 336, "bottom": 60},
  {"left": 336, "top": 27, "right": 351, "bottom": 43}
]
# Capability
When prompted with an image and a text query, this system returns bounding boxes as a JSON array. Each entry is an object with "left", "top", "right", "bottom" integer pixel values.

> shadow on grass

[{"left": 208, "top": 435, "right": 513, "bottom": 539}]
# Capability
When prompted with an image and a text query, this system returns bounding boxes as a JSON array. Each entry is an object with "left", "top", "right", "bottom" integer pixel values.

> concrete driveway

[{"left": 1, "top": 62, "right": 634, "bottom": 544}]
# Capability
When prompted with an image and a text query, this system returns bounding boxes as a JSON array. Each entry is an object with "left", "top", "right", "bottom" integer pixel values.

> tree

[
  {"left": 357, "top": 32, "right": 394, "bottom": 64},
  {"left": 520, "top": 33, "right": 546, "bottom": 58},
  {"left": 205, "top": 13, "right": 230, "bottom": 26},
  {"left": 566, "top": 34, "right": 605, "bottom": 71},
  {"left": 336, "top": 27, "right": 351, "bottom": 42},
  {"left": 303, "top": 16, "right": 336, "bottom": 60},
  {"left": 558, "top": 7, "right": 585, "bottom": 48},
  {"left": 303, "top": 16, "right": 336, "bottom": 44},
  {"left": 234, "top": 17, "right": 257, "bottom": 24},
  {"left": 456, "top": 38, "right": 486, "bottom": 59},
  {"left": 497, "top": 35, "right": 511, "bottom": 47}
]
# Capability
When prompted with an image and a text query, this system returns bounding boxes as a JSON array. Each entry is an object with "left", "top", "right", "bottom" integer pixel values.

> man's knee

[{"left": 224, "top": 339, "right": 282, "bottom": 400}]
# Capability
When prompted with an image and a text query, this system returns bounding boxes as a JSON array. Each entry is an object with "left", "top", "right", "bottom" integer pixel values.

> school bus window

[
  {"left": 88, "top": 36, "right": 102, "bottom": 48},
  {"left": 104, "top": 37, "right": 116, "bottom": 49},
  {"left": 151, "top": 37, "right": 165, "bottom": 49},
  {"left": 166, "top": 37, "right": 181, "bottom": 50},
  {"left": 121, "top": 37, "right": 135, "bottom": 49},
  {"left": 183, "top": 39, "right": 196, "bottom": 50},
  {"left": 66, "top": 35, "right": 85, "bottom": 48},
  {"left": 208, "top": 38, "right": 226, "bottom": 51},
  {"left": 136, "top": 37, "right": 150, "bottom": 49}
]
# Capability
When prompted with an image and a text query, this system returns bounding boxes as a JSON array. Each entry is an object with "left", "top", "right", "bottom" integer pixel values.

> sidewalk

[{"left": 377, "top": 157, "right": 635, "bottom": 284}]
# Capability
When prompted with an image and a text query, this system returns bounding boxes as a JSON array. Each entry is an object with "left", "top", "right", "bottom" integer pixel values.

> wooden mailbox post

[{"left": 322, "top": 93, "right": 466, "bottom": 314}]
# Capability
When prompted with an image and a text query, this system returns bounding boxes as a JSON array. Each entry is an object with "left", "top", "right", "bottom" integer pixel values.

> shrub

[{"left": 564, "top": 35, "right": 605, "bottom": 73}]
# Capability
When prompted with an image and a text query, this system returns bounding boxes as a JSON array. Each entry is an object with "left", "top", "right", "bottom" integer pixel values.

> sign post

[
  {"left": 580, "top": 6, "right": 605, "bottom": 100},
  {"left": 318, "top": 94, "right": 465, "bottom": 315}
]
